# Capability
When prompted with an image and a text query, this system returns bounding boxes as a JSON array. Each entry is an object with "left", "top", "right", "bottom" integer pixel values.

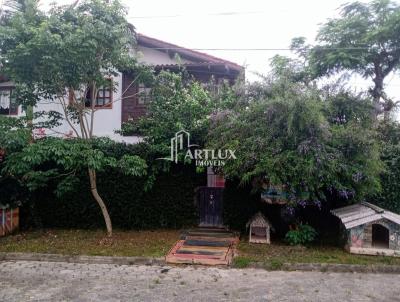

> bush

[
  {"left": 375, "top": 143, "right": 400, "bottom": 213},
  {"left": 284, "top": 224, "right": 317, "bottom": 245},
  {"left": 17, "top": 140, "right": 206, "bottom": 230},
  {"left": 23, "top": 163, "right": 205, "bottom": 230},
  {"left": 222, "top": 179, "right": 261, "bottom": 232}
]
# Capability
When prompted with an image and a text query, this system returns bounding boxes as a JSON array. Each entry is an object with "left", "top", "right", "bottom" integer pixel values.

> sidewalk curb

[
  {"left": 0, "top": 252, "right": 165, "bottom": 266},
  {"left": 248, "top": 262, "right": 400, "bottom": 274},
  {"left": 2, "top": 252, "right": 400, "bottom": 274}
]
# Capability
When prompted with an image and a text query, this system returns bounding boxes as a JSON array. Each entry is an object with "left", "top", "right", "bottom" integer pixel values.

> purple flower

[
  {"left": 298, "top": 200, "right": 307, "bottom": 208},
  {"left": 286, "top": 206, "right": 295, "bottom": 216},
  {"left": 339, "top": 190, "right": 348, "bottom": 199}
]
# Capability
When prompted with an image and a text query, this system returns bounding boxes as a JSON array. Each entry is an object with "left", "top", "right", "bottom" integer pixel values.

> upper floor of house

[{"left": 0, "top": 34, "right": 243, "bottom": 143}]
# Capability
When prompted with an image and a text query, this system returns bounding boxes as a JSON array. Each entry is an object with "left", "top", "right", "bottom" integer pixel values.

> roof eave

[{"left": 137, "top": 33, "right": 243, "bottom": 72}]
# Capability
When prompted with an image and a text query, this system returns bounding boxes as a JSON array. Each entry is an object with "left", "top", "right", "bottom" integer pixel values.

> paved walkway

[{"left": 1, "top": 260, "right": 400, "bottom": 301}]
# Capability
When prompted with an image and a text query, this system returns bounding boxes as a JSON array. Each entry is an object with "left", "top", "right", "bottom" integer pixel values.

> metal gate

[{"left": 197, "top": 187, "right": 224, "bottom": 227}]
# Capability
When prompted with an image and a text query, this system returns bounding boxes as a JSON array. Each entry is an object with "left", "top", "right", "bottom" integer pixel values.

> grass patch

[
  {"left": 237, "top": 240, "right": 400, "bottom": 267},
  {"left": 0, "top": 229, "right": 180, "bottom": 257},
  {"left": 233, "top": 256, "right": 252, "bottom": 268},
  {"left": 268, "top": 259, "right": 284, "bottom": 270},
  {"left": 3, "top": 229, "right": 400, "bottom": 266}
]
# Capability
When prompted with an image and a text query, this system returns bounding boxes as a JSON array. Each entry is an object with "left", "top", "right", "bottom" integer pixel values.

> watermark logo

[{"left": 160, "top": 130, "right": 236, "bottom": 167}]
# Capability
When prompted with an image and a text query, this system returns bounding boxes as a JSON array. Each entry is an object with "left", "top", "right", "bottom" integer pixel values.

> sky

[{"left": 34, "top": 0, "right": 400, "bottom": 114}]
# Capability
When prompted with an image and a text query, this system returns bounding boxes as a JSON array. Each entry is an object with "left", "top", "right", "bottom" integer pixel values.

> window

[
  {"left": 138, "top": 84, "right": 151, "bottom": 105},
  {"left": 85, "top": 79, "right": 113, "bottom": 108},
  {"left": 0, "top": 88, "right": 17, "bottom": 115}
]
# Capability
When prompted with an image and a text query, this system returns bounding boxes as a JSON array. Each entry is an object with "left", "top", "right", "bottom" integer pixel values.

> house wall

[
  {"left": 32, "top": 72, "right": 141, "bottom": 144},
  {"left": 2, "top": 41, "right": 241, "bottom": 143},
  {"left": 348, "top": 219, "right": 400, "bottom": 250}
]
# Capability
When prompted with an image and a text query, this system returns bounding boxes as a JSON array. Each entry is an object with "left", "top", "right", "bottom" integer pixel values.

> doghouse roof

[
  {"left": 331, "top": 202, "right": 400, "bottom": 229},
  {"left": 246, "top": 212, "right": 272, "bottom": 228}
]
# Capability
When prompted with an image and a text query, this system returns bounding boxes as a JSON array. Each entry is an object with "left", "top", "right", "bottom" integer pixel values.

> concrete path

[{"left": 1, "top": 260, "right": 400, "bottom": 302}]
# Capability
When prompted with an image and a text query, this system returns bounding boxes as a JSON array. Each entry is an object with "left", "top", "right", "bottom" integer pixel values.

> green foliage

[
  {"left": 25, "top": 164, "right": 204, "bottom": 230},
  {"left": 304, "top": 0, "right": 400, "bottom": 115},
  {"left": 208, "top": 81, "right": 382, "bottom": 206},
  {"left": 269, "top": 54, "right": 312, "bottom": 87},
  {"left": 0, "top": 116, "right": 31, "bottom": 152},
  {"left": 0, "top": 0, "right": 149, "bottom": 235},
  {"left": 310, "top": 0, "right": 400, "bottom": 78},
  {"left": 2, "top": 137, "right": 147, "bottom": 196},
  {"left": 232, "top": 257, "right": 252, "bottom": 268},
  {"left": 268, "top": 259, "right": 284, "bottom": 270},
  {"left": 137, "top": 71, "right": 213, "bottom": 148},
  {"left": 4, "top": 139, "right": 204, "bottom": 229},
  {"left": 285, "top": 224, "right": 317, "bottom": 246},
  {"left": 0, "top": 0, "right": 136, "bottom": 96},
  {"left": 120, "top": 71, "right": 239, "bottom": 159},
  {"left": 374, "top": 121, "right": 400, "bottom": 213},
  {"left": 322, "top": 88, "right": 374, "bottom": 127}
]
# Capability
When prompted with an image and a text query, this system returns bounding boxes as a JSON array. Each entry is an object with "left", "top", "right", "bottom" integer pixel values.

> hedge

[
  {"left": 21, "top": 172, "right": 345, "bottom": 236},
  {"left": 375, "top": 144, "right": 400, "bottom": 213},
  {"left": 21, "top": 164, "right": 205, "bottom": 230}
]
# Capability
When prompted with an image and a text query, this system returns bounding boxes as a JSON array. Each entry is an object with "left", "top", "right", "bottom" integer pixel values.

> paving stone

[{"left": 0, "top": 260, "right": 400, "bottom": 301}]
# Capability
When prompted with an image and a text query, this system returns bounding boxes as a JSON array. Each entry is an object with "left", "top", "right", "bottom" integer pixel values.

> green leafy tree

[
  {"left": 306, "top": 0, "right": 400, "bottom": 119},
  {"left": 374, "top": 121, "right": 400, "bottom": 213},
  {"left": 0, "top": 0, "right": 148, "bottom": 236},
  {"left": 121, "top": 71, "right": 217, "bottom": 156},
  {"left": 207, "top": 75, "right": 383, "bottom": 209}
]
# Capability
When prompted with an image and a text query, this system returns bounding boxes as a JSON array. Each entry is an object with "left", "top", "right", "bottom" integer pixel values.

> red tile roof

[{"left": 137, "top": 34, "right": 243, "bottom": 72}]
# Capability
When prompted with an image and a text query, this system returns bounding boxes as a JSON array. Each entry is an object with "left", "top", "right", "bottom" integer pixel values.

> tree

[
  {"left": 306, "top": 0, "right": 400, "bottom": 119},
  {"left": 374, "top": 121, "right": 400, "bottom": 213},
  {"left": 0, "top": 0, "right": 148, "bottom": 236},
  {"left": 120, "top": 71, "right": 226, "bottom": 156},
  {"left": 207, "top": 73, "right": 383, "bottom": 212}
]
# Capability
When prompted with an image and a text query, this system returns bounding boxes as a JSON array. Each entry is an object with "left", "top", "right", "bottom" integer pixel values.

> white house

[{"left": 0, "top": 34, "right": 243, "bottom": 144}]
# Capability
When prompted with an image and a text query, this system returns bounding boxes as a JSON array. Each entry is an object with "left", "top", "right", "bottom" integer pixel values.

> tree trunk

[
  {"left": 88, "top": 168, "right": 113, "bottom": 237},
  {"left": 371, "top": 62, "right": 384, "bottom": 119}
]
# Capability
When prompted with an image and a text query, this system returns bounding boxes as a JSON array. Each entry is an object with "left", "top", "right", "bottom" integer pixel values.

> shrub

[
  {"left": 285, "top": 224, "right": 317, "bottom": 245},
  {"left": 17, "top": 140, "right": 206, "bottom": 230},
  {"left": 366, "top": 121, "right": 400, "bottom": 214},
  {"left": 23, "top": 164, "right": 204, "bottom": 230}
]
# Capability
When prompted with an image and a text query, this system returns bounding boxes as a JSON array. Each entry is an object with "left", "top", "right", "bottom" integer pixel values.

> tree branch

[
  {"left": 58, "top": 95, "right": 80, "bottom": 138},
  {"left": 93, "top": 74, "right": 143, "bottom": 112}
]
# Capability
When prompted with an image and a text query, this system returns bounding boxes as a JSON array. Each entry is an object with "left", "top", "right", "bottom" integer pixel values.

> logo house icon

[{"left": 161, "top": 130, "right": 198, "bottom": 163}]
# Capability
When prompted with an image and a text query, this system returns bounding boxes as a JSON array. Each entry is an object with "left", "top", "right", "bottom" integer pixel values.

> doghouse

[
  {"left": 246, "top": 212, "right": 273, "bottom": 244},
  {"left": 331, "top": 202, "right": 400, "bottom": 256}
]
